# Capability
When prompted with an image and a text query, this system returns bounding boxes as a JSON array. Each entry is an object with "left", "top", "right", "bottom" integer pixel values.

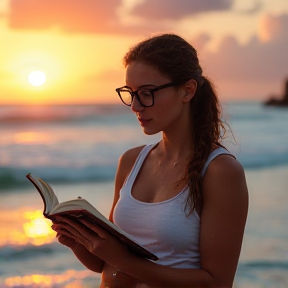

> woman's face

[{"left": 125, "top": 61, "right": 193, "bottom": 135}]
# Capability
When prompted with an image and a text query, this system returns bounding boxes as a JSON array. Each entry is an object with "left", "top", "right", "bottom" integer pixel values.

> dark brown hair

[{"left": 123, "top": 33, "right": 227, "bottom": 212}]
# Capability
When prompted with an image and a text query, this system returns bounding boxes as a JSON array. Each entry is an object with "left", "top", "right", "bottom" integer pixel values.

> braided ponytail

[{"left": 185, "top": 76, "right": 226, "bottom": 212}]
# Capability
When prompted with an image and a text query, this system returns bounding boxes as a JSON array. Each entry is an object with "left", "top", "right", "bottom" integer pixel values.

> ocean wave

[
  {"left": 0, "top": 165, "right": 117, "bottom": 191},
  {"left": 0, "top": 244, "right": 59, "bottom": 263},
  {"left": 239, "top": 260, "right": 288, "bottom": 270},
  {"left": 0, "top": 104, "right": 129, "bottom": 124},
  {"left": 237, "top": 151, "right": 288, "bottom": 170},
  {"left": 1, "top": 152, "right": 288, "bottom": 191},
  {"left": 236, "top": 260, "right": 288, "bottom": 288}
]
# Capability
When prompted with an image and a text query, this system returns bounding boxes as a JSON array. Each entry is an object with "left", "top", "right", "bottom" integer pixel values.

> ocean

[{"left": 0, "top": 102, "right": 288, "bottom": 287}]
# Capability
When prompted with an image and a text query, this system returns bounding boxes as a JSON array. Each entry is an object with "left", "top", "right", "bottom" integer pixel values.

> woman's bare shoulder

[
  {"left": 206, "top": 153, "right": 245, "bottom": 179},
  {"left": 202, "top": 153, "right": 248, "bottom": 205},
  {"left": 116, "top": 145, "right": 146, "bottom": 180},
  {"left": 120, "top": 145, "right": 146, "bottom": 166}
]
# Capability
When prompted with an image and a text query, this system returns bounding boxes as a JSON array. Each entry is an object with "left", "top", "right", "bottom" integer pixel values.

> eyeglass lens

[{"left": 120, "top": 89, "right": 154, "bottom": 106}]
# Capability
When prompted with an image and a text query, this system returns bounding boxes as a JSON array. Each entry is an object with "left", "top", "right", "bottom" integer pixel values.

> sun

[{"left": 28, "top": 71, "right": 46, "bottom": 86}]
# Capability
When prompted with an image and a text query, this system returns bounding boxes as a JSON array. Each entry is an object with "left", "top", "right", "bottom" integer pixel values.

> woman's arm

[
  {"left": 198, "top": 155, "right": 249, "bottom": 287},
  {"left": 70, "top": 241, "right": 105, "bottom": 272}
]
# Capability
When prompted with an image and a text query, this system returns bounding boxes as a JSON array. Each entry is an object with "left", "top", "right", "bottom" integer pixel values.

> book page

[
  {"left": 26, "top": 174, "right": 59, "bottom": 214},
  {"left": 38, "top": 178, "right": 59, "bottom": 213}
]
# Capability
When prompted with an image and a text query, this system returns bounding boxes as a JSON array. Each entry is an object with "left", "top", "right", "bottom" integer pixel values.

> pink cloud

[
  {"left": 259, "top": 13, "right": 288, "bottom": 42},
  {"left": 196, "top": 17, "right": 288, "bottom": 99},
  {"left": 8, "top": 0, "right": 121, "bottom": 33},
  {"left": 191, "top": 33, "right": 212, "bottom": 52},
  {"left": 7, "top": 0, "right": 236, "bottom": 34},
  {"left": 7, "top": 0, "right": 175, "bottom": 35},
  {"left": 131, "top": 0, "right": 234, "bottom": 20},
  {"left": 202, "top": 34, "right": 288, "bottom": 82}
]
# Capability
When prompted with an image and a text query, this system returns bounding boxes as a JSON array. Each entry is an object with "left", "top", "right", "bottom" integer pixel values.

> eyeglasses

[{"left": 115, "top": 82, "right": 182, "bottom": 107}]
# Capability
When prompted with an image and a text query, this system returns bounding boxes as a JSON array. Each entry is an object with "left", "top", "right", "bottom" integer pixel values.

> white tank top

[{"left": 113, "top": 143, "right": 232, "bottom": 268}]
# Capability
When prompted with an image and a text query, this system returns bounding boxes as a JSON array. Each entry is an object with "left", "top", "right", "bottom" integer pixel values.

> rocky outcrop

[{"left": 265, "top": 79, "right": 288, "bottom": 107}]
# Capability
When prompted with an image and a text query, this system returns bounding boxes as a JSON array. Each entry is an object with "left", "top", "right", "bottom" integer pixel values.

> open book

[{"left": 26, "top": 173, "right": 158, "bottom": 261}]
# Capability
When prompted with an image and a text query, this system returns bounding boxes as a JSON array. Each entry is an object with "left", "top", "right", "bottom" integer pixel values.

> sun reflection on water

[
  {"left": 14, "top": 131, "right": 50, "bottom": 144},
  {"left": 0, "top": 209, "right": 56, "bottom": 246},
  {"left": 1, "top": 209, "right": 100, "bottom": 287},
  {"left": 4, "top": 270, "right": 97, "bottom": 287},
  {"left": 23, "top": 210, "right": 55, "bottom": 245}
]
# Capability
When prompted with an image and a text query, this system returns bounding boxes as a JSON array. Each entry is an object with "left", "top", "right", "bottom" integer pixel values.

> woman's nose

[{"left": 131, "top": 95, "right": 144, "bottom": 112}]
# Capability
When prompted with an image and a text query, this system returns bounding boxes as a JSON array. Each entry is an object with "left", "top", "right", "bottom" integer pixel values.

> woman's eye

[{"left": 139, "top": 90, "right": 152, "bottom": 97}]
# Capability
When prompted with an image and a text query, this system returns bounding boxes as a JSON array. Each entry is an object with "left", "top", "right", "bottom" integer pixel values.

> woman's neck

[{"left": 157, "top": 132, "right": 193, "bottom": 162}]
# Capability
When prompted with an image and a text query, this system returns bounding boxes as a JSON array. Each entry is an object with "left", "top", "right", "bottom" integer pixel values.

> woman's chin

[{"left": 142, "top": 127, "right": 160, "bottom": 136}]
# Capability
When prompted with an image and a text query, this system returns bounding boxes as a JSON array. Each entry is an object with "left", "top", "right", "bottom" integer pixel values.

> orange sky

[{"left": 0, "top": 0, "right": 288, "bottom": 104}]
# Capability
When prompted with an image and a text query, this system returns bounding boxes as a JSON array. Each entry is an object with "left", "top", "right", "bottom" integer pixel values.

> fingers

[
  {"left": 53, "top": 216, "right": 92, "bottom": 239},
  {"left": 79, "top": 218, "right": 110, "bottom": 239},
  {"left": 52, "top": 215, "right": 102, "bottom": 253},
  {"left": 53, "top": 225, "right": 77, "bottom": 241},
  {"left": 57, "top": 234, "right": 78, "bottom": 249},
  {"left": 52, "top": 216, "right": 132, "bottom": 267},
  {"left": 56, "top": 215, "right": 110, "bottom": 240},
  {"left": 52, "top": 221, "right": 89, "bottom": 244}
]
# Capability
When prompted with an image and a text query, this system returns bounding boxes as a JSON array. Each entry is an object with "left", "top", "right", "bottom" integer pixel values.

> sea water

[{"left": 0, "top": 102, "right": 288, "bottom": 287}]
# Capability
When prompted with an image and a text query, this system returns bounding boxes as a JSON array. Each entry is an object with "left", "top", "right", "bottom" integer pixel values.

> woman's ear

[{"left": 182, "top": 79, "right": 197, "bottom": 103}]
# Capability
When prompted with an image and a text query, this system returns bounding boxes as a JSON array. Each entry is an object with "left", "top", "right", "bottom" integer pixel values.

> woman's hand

[
  {"left": 51, "top": 215, "right": 135, "bottom": 271},
  {"left": 52, "top": 216, "right": 109, "bottom": 273},
  {"left": 51, "top": 218, "right": 78, "bottom": 249}
]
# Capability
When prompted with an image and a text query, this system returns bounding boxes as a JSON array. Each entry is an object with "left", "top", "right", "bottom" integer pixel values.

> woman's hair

[{"left": 123, "top": 33, "right": 227, "bottom": 212}]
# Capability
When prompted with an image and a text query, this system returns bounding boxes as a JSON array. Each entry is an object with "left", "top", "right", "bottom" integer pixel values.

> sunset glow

[
  {"left": 23, "top": 211, "right": 54, "bottom": 245},
  {"left": 14, "top": 131, "right": 50, "bottom": 144},
  {"left": 4, "top": 270, "right": 96, "bottom": 288},
  {"left": 0, "top": 1, "right": 288, "bottom": 104},
  {"left": 28, "top": 71, "right": 46, "bottom": 86},
  {"left": 0, "top": 209, "right": 55, "bottom": 247}
]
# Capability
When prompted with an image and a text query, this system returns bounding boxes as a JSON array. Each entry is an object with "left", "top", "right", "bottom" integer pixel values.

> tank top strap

[
  {"left": 201, "top": 147, "right": 235, "bottom": 177},
  {"left": 124, "top": 143, "right": 157, "bottom": 187}
]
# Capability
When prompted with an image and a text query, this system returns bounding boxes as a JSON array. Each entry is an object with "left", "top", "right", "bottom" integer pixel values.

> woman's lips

[{"left": 138, "top": 117, "right": 151, "bottom": 126}]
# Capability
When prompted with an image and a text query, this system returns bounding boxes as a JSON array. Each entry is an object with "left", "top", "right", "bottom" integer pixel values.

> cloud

[
  {"left": 232, "top": 0, "right": 263, "bottom": 15},
  {"left": 259, "top": 13, "right": 288, "bottom": 42},
  {"left": 7, "top": 0, "right": 235, "bottom": 33},
  {"left": 202, "top": 35, "right": 288, "bottom": 82},
  {"left": 130, "top": 0, "right": 234, "bottom": 20},
  {"left": 8, "top": 0, "right": 122, "bottom": 33},
  {"left": 7, "top": 0, "right": 174, "bottom": 35},
  {"left": 191, "top": 33, "right": 212, "bottom": 51},
  {"left": 196, "top": 15, "right": 288, "bottom": 99}
]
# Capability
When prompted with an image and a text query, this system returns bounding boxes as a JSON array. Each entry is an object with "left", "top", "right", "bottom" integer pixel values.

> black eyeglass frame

[{"left": 116, "top": 82, "right": 184, "bottom": 107}]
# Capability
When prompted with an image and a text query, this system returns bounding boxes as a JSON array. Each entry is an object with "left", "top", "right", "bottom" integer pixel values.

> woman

[{"left": 52, "top": 33, "right": 249, "bottom": 288}]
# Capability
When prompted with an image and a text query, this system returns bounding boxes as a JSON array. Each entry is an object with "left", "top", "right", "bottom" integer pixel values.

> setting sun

[{"left": 28, "top": 71, "right": 46, "bottom": 86}]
